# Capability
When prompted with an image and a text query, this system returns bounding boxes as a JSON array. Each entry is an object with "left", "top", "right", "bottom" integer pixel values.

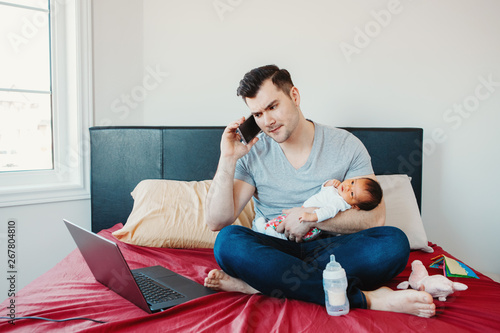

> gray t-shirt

[{"left": 234, "top": 121, "right": 373, "bottom": 221}]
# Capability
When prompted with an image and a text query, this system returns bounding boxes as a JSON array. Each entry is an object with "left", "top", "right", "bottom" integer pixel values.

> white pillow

[{"left": 377, "top": 175, "right": 433, "bottom": 253}]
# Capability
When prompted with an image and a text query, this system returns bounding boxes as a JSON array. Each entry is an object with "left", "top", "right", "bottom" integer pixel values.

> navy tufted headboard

[{"left": 89, "top": 126, "right": 423, "bottom": 233}]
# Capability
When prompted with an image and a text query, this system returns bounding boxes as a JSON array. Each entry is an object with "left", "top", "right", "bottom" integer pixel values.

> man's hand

[
  {"left": 220, "top": 117, "right": 259, "bottom": 161},
  {"left": 276, "top": 206, "right": 317, "bottom": 243}
]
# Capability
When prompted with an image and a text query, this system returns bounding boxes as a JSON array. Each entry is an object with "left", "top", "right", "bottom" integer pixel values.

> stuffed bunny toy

[{"left": 397, "top": 260, "right": 468, "bottom": 301}]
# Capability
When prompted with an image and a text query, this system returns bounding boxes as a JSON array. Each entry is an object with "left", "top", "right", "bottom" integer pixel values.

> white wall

[
  {"left": 4, "top": 0, "right": 498, "bottom": 296},
  {"left": 97, "top": 0, "right": 500, "bottom": 277},
  {"left": 93, "top": 0, "right": 500, "bottom": 278},
  {"left": 93, "top": 0, "right": 144, "bottom": 126},
  {"left": 0, "top": 200, "right": 90, "bottom": 294}
]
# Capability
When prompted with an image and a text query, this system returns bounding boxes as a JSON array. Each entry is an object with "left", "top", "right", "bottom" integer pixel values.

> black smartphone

[{"left": 236, "top": 115, "right": 261, "bottom": 145}]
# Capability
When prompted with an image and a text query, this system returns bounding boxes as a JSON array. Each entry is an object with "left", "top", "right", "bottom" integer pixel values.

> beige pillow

[
  {"left": 112, "top": 179, "right": 254, "bottom": 248},
  {"left": 377, "top": 175, "right": 433, "bottom": 253},
  {"left": 113, "top": 176, "right": 432, "bottom": 252}
]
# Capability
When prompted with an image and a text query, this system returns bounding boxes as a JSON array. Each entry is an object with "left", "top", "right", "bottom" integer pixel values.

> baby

[{"left": 254, "top": 177, "right": 383, "bottom": 241}]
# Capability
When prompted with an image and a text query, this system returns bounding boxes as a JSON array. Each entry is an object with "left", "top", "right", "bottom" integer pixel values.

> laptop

[{"left": 64, "top": 219, "right": 216, "bottom": 313}]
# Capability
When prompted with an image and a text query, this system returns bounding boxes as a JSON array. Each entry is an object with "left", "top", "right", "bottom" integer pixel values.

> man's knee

[
  {"left": 361, "top": 226, "right": 409, "bottom": 267},
  {"left": 214, "top": 225, "right": 249, "bottom": 261},
  {"left": 215, "top": 225, "right": 247, "bottom": 243},
  {"left": 356, "top": 226, "right": 410, "bottom": 285},
  {"left": 379, "top": 226, "right": 410, "bottom": 270},
  {"left": 214, "top": 225, "right": 255, "bottom": 276},
  {"left": 385, "top": 226, "right": 410, "bottom": 254}
]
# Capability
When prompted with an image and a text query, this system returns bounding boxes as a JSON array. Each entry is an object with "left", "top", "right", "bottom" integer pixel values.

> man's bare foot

[
  {"left": 364, "top": 287, "right": 436, "bottom": 318},
  {"left": 204, "top": 269, "right": 260, "bottom": 295}
]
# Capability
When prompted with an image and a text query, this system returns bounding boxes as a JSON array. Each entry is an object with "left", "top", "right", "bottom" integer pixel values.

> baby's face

[{"left": 338, "top": 178, "right": 370, "bottom": 207}]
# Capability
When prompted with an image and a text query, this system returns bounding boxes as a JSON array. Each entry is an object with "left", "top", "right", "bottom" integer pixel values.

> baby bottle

[{"left": 323, "top": 254, "right": 349, "bottom": 316}]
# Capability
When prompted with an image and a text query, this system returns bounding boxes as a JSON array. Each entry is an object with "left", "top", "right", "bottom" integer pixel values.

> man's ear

[{"left": 290, "top": 86, "right": 300, "bottom": 106}]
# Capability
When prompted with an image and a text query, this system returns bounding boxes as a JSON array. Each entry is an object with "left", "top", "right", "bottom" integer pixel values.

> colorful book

[{"left": 429, "top": 255, "right": 479, "bottom": 279}]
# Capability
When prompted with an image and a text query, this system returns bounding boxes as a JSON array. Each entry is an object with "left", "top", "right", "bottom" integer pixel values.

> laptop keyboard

[{"left": 133, "top": 272, "right": 185, "bottom": 304}]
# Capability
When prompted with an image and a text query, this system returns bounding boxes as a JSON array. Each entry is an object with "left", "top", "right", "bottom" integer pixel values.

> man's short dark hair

[
  {"left": 237, "top": 65, "right": 294, "bottom": 101},
  {"left": 357, "top": 178, "right": 383, "bottom": 211}
]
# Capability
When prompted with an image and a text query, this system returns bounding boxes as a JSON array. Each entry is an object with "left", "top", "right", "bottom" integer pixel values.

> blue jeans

[{"left": 213, "top": 225, "right": 410, "bottom": 308}]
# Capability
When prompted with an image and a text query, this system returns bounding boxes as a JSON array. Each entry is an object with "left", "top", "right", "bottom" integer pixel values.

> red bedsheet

[{"left": 2, "top": 224, "right": 500, "bottom": 332}]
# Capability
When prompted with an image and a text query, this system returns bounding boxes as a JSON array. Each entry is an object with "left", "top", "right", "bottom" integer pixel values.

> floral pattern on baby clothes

[{"left": 265, "top": 214, "right": 321, "bottom": 241}]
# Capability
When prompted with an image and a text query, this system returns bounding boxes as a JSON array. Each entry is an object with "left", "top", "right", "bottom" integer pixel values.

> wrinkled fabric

[{"left": 1, "top": 223, "right": 499, "bottom": 333}]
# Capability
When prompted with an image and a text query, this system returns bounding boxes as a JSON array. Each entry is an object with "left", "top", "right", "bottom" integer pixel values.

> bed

[{"left": 2, "top": 126, "right": 500, "bottom": 332}]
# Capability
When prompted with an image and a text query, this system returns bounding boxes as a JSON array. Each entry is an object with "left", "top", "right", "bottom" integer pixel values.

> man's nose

[{"left": 264, "top": 113, "right": 275, "bottom": 126}]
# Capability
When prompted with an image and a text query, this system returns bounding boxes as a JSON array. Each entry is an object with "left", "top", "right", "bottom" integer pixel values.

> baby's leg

[
  {"left": 303, "top": 227, "right": 321, "bottom": 241},
  {"left": 253, "top": 217, "right": 267, "bottom": 234},
  {"left": 264, "top": 215, "right": 288, "bottom": 240},
  {"left": 265, "top": 215, "right": 320, "bottom": 241}
]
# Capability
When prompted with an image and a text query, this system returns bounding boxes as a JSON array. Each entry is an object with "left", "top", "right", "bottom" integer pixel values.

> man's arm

[
  {"left": 205, "top": 168, "right": 255, "bottom": 231},
  {"left": 317, "top": 173, "right": 385, "bottom": 233},
  {"left": 205, "top": 119, "right": 258, "bottom": 231},
  {"left": 278, "top": 174, "right": 386, "bottom": 240},
  {"left": 316, "top": 195, "right": 385, "bottom": 233}
]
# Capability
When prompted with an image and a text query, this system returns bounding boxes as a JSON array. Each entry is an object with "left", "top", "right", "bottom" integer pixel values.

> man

[{"left": 204, "top": 65, "right": 435, "bottom": 317}]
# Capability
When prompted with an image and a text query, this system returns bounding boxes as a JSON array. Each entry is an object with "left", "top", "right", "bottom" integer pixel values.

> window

[
  {"left": 0, "top": 1, "right": 52, "bottom": 172},
  {"left": 0, "top": 0, "right": 92, "bottom": 207}
]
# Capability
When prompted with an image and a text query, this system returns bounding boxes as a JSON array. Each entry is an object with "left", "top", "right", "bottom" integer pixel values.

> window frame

[{"left": 0, "top": 0, "right": 92, "bottom": 207}]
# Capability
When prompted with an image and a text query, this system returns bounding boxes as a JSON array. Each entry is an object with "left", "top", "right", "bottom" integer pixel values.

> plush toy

[{"left": 397, "top": 260, "right": 468, "bottom": 301}]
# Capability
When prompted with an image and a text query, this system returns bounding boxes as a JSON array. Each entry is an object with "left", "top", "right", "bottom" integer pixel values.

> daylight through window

[{"left": 0, "top": 0, "right": 52, "bottom": 172}]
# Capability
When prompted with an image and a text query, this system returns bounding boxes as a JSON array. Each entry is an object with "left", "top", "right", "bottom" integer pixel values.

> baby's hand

[
  {"left": 326, "top": 179, "right": 341, "bottom": 188},
  {"left": 299, "top": 212, "right": 318, "bottom": 223}
]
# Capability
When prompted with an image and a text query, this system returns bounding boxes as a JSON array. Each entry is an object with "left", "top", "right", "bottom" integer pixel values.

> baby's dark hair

[
  {"left": 357, "top": 178, "right": 383, "bottom": 211},
  {"left": 236, "top": 64, "right": 294, "bottom": 102}
]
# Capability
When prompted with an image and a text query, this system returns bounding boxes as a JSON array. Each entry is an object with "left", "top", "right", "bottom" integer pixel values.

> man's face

[{"left": 245, "top": 79, "right": 301, "bottom": 144}]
